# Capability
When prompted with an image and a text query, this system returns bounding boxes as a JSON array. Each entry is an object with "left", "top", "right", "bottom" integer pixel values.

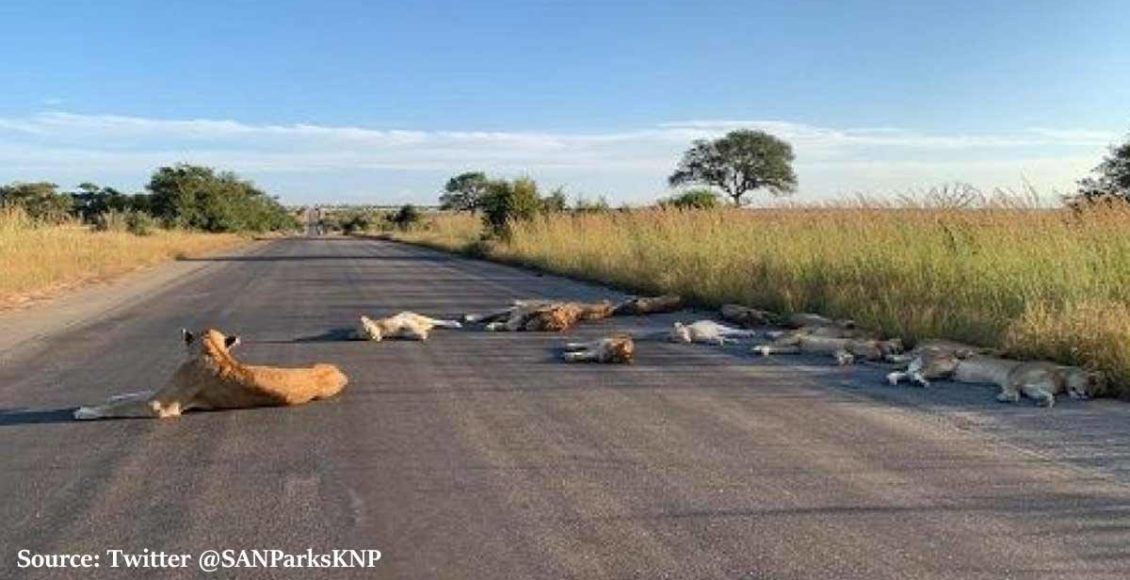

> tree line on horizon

[
  {"left": 0, "top": 164, "right": 297, "bottom": 234},
  {"left": 435, "top": 127, "right": 1130, "bottom": 239}
]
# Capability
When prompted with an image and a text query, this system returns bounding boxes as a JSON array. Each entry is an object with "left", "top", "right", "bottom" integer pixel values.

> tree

[
  {"left": 69, "top": 182, "right": 134, "bottom": 223},
  {"left": 440, "top": 171, "right": 489, "bottom": 213},
  {"left": 659, "top": 188, "right": 721, "bottom": 210},
  {"left": 0, "top": 181, "right": 73, "bottom": 223},
  {"left": 668, "top": 129, "right": 797, "bottom": 206},
  {"left": 1075, "top": 133, "right": 1130, "bottom": 203},
  {"left": 540, "top": 187, "right": 568, "bottom": 213},
  {"left": 480, "top": 177, "right": 542, "bottom": 236},
  {"left": 146, "top": 163, "right": 295, "bottom": 232}
]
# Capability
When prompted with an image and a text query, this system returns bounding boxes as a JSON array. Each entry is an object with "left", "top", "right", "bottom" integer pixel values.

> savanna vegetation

[
  {"left": 0, "top": 206, "right": 245, "bottom": 308},
  {"left": 0, "top": 163, "right": 294, "bottom": 308}
]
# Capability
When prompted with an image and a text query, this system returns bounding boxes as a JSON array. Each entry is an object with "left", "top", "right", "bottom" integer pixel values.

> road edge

[{"left": 0, "top": 239, "right": 272, "bottom": 363}]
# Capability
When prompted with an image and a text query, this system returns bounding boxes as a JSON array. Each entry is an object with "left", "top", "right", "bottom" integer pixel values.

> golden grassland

[
  {"left": 0, "top": 208, "right": 248, "bottom": 309},
  {"left": 396, "top": 205, "right": 1130, "bottom": 395}
]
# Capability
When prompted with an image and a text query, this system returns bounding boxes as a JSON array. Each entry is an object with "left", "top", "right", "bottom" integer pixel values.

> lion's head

[
  {"left": 669, "top": 322, "right": 693, "bottom": 343},
  {"left": 607, "top": 335, "right": 635, "bottom": 363},
  {"left": 1063, "top": 367, "right": 1108, "bottom": 400},
  {"left": 181, "top": 328, "right": 240, "bottom": 359},
  {"left": 357, "top": 315, "right": 382, "bottom": 341}
]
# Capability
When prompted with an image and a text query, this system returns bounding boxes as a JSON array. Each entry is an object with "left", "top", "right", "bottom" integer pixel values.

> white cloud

[{"left": 0, "top": 111, "right": 1117, "bottom": 203}]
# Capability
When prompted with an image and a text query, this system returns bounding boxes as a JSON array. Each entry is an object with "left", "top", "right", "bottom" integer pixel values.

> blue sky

[{"left": 1, "top": 0, "right": 1127, "bottom": 205}]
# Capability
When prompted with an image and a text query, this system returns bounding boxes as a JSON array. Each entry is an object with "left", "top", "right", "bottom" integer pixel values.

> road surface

[{"left": 2, "top": 237, "right": 1130, "bottom": 579}]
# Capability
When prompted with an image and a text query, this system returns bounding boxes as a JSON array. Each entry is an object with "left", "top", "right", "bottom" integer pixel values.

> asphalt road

[{"left": 3, "top": 237, "right": 1130, "bottom": 579}]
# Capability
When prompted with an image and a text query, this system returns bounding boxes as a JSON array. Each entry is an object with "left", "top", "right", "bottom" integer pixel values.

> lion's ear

[
  {"left": 224, "top": 335, "right": 241, "bottom": 348},
  {"left": 182, "top": 329, "right": 195, "bottom": 345}
]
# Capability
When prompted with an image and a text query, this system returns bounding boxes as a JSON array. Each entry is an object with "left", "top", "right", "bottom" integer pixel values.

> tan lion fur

[
  {"left": 356, "top": 311, "right": 462, "bottom": 341},
  {"left": 613, "top": 295, "right": 684, "bottom": 316},
  {"left": 473, "top": 299, "right": 614, "bottom": 332},
  {"left": 74, "top": 329, "right": 348, "bottom": 420},
  {"left": 562, "top": 335, "right": 635, "bottom": 364},
  {"left": 755, "top": 334, "right": 904, "bottom": 365},
  {"left": 719, "top": 304, "right": 774, "bottom": 328},
  {"left": 669, "top": 320, "right": 758, "bottom": 345},
  {"left": 886, "top": 350, "right": 1107, "bottom": 407}
]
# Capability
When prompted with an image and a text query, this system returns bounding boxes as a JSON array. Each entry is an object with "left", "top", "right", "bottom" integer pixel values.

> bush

[
  {"left": 480, "top": 177, "right": 542, "bottom": 237},
  {"left": 126, "top": 211, "right": 155, "bottom": 236},
  {"left": 388, "top": 204, "right": 422, "bottom": 231},
  {"left": 660, "top": 188, "right": 721, "bottom": 210},
  {"left": 573, "top": 195, "right": 612, "bottom": 213},
  {"left": 93, "top": 210, "right": 156, "bottom": 236},
  {"left": 92, "top": 210, "right": 130, "bottom": 233},
  {"left": 0, "top": 182, "right": 74, "bottom": 224}
]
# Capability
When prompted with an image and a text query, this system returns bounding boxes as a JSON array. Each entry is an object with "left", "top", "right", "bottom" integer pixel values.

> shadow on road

[
  {"left": 0, "top": 407, "right": 76, "bottom": 426},
  {"left": 247, "top": 328, "right": 360, "bottom": 343},
  {"left": 178, "top": 254, "right": 450, "bottom": 262}
]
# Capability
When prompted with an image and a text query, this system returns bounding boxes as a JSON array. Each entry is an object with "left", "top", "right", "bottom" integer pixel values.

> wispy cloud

[{"left": 0, "top": 111, "right": 1118, "bottom": 202}]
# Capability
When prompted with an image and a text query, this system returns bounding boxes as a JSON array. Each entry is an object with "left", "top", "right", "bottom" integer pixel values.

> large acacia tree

[
  {"left": 440, "top": 171, "right": 490, "bottom": 213},
  {"left": 669, "top": 129, "right": 797, "bottom": 206}
]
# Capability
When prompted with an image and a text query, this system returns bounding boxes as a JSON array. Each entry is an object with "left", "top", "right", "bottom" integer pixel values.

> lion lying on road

[
  {"left": 74, "top": 329, "right": 349, "bottom": 420},
  {"left": 613, "top": 295, "right": 683, "bottom": 316},
  {"left": 755, "top": 334, "right": 904, "bottom": 365},
  {"left": 886, "top": 348, "right": 1106, "bottom": 407},
  {"left": 464, "top": 299, "right": 614, "bottom": 332},
  {"left": 356, "top": 311, "right": 462, "bottom": 341},
  {"left": 669, "top": 320, "right": 758, "bottom": 345},
  {"left": 719, "top": 304, "right": 774, "bottom": 328},
  {"left": 561, "top": 335, "right": 635, "bottom": 364}
]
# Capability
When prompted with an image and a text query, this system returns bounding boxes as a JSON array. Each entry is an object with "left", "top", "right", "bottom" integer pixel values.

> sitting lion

[
  {"left": 356, "top": 311, "right": 462, "bottom": 341},
  {"left": 465, "top": 299, "right": 614, "bottom": 332},
  {"left": 73, "top": 328, "right": 349, "bottom": 420},
  {"left": 561, "top": 335, "right": 635, "bottom": 364}
]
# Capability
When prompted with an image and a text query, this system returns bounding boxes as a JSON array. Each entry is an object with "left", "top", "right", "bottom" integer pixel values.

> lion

[
  {"left": 885, "top": 340, "right": 994, "bottom": 387},
  {"left": 784, "top": 312, "right": 858, "bottom": 330},
  {"left": 356, "top": 311, "right": 462, "bottom": 341},
  {"left": 719, "top": 304, "right": 774, "bottom": 328},
  {"left": 754, "top": 334, "right": 904, "bottom": 365},
  {"left": 999, "top": 361, "right": 1107, "bottom": 407},
  {"left": 73, "top": 328, "right": 348, "bottom": 420},
  {"left": 669, "top": 320, "right": 758, "bottom": 345},
  {"left": 888, "top": 350, "right": 1106, "bottom": 407},
  {"left": 466, "top": 299, "right": 614, "bottom": 332},
  {"left": 613, "top": 295, "right": 684, "bottom": 316},
  {"left": 561, "top": 335, "right": 635, "bottom": 364}
]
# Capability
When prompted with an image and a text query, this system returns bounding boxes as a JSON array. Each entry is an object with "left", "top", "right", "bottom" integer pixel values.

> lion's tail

[{"left": 312, "top": 364, "right": 349, "bottom": 398}]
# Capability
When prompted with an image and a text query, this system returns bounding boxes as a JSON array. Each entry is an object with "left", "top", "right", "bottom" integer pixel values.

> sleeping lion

[
  {"left": 561, "top": 335, "right": 635, "bottom": 364},
  {"left": 73, "top": 328, "right": 349, "bottom": 420},
  {"left": 886, "top": 348, "right": 1106, "bottom": 407},
  {"left": 464, "top": 299, "right": 614, "bottom": 332},
  {"left": 356, "top": 311, "right": 462, "bottom": 341}
]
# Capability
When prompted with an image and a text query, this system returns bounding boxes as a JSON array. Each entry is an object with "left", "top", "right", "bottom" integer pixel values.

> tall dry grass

[
  {"left": 0, "top": 206, "right": 247, "bottom": 308},
  {"left": 399, "top": 204, "right": 1130, "bottom": 393}
]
